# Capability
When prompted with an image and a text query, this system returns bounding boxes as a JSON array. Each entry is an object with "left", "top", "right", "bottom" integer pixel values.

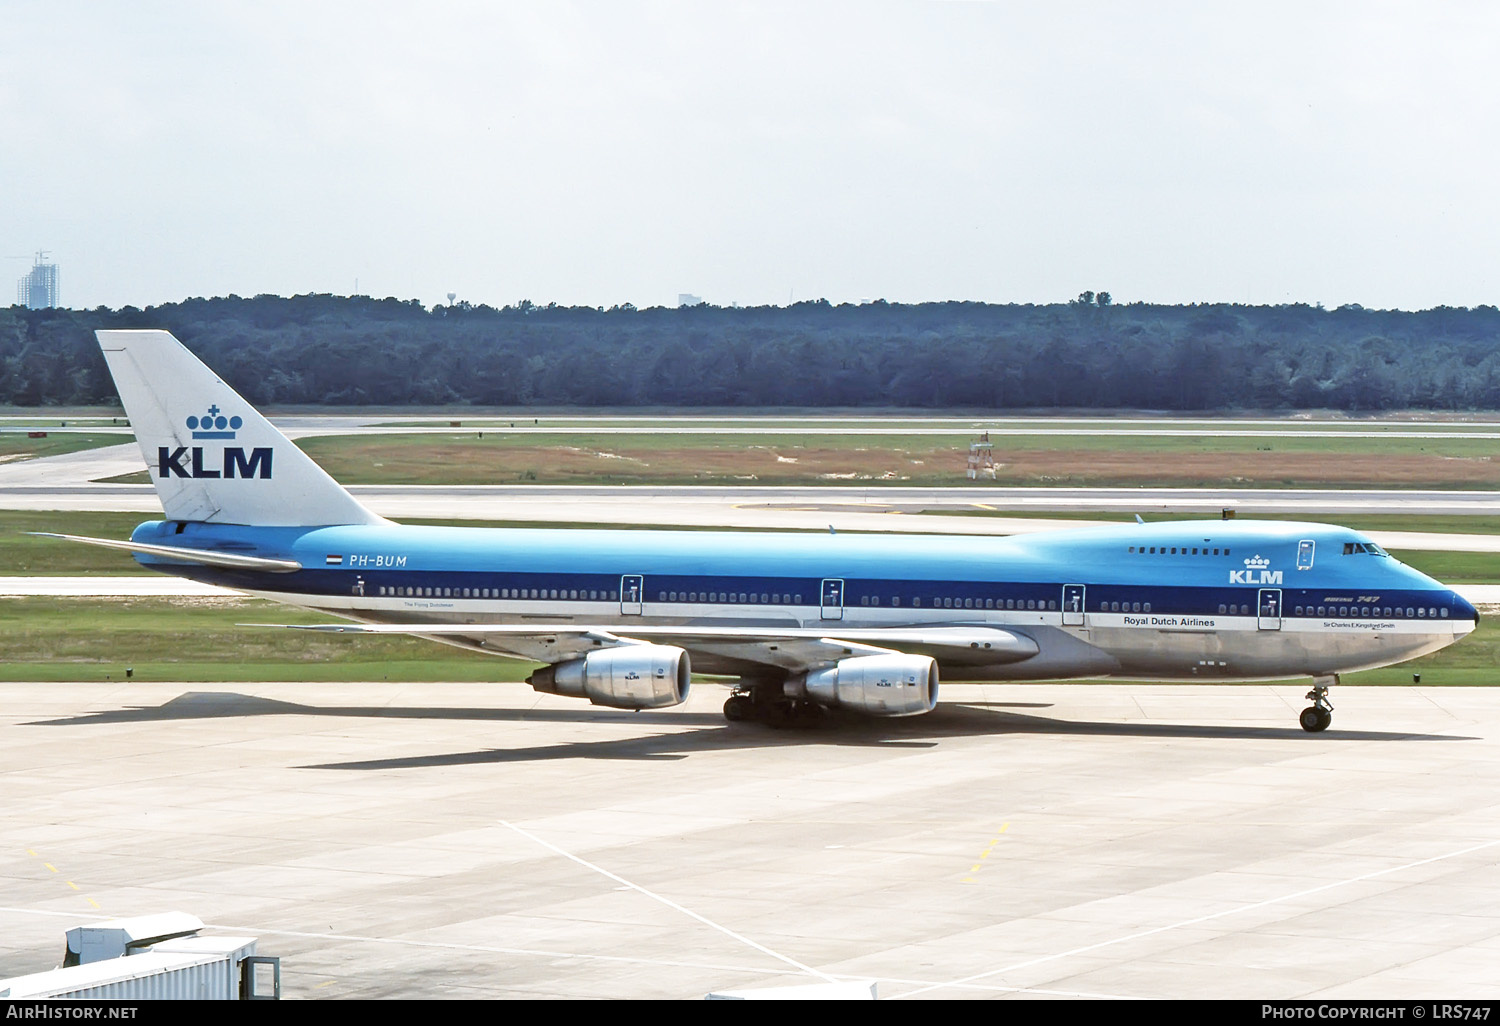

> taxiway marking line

[
  {"left": 26, "top": 851, "right": 102, "bottom": 914},
  {"left": 500, "top": 819, "right": 838, "bottom": 984},
  {"left": 962, "top": 822, "right": 1009, "bottom": 883},
  {"left": 897, "top": 835, "right": 1500, "bottom": 999}
]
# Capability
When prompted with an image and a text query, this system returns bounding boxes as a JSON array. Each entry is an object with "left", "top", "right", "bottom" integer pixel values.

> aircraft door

[
  {"left": 1062, "top": 584, "right": 1085, "bottom": 627},
  {"left": 621, "top": 575, "right": 644, "bottom": 616},
  {"left": 1296, "top": 540, "right": 1316, "bottom": 571},
  {"left": 1258, "top": 588, "right": 1282, "bottom": 630},
  {"left": 821, "top": 578, "right": 845, "bottom": 620}
]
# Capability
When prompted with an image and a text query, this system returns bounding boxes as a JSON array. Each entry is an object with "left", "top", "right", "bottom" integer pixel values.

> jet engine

[
  {"left": 527, "top": 644, "right": 691, "bottom": 710},
  {"left": 790, "top": 654, "right": 938, "bottom": 717}
]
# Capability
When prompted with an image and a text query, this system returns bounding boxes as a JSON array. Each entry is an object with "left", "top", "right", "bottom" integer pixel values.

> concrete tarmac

[{"left": 2, "top": 680, "right": 1499, "bottom": 999}]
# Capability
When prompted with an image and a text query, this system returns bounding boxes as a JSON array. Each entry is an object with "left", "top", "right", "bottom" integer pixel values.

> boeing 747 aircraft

[{"left": 46, "top": 330, "right": 1479, "bottom": 732}]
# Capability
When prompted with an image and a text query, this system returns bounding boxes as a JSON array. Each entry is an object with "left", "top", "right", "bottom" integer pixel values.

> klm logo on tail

[
  {"left": 157, "top": 405, "right": 273, "bottom": 479},
  {"left": 187, "top": 404, "right": 243, "bottom": 439}
]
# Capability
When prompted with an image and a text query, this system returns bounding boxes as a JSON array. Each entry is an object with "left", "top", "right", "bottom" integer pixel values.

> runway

[{"left": 2, "top": 680, "right": 1498, "bottom": 998}]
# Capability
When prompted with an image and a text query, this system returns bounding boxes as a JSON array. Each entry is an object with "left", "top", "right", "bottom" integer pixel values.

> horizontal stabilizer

[{"left": 32, "top": 532, "right": 302, "bottom": 573}]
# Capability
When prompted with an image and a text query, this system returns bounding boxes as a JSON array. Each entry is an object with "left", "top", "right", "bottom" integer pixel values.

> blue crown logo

[{"left": 186, "top": 404, "right": 243, "bottom": 440}]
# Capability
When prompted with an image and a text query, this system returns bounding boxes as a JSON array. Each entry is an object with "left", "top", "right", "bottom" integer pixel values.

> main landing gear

[
  {"left": 722, "top": 693, "right": 757, "bottom": 722},
  {"left": 1299, "top": 675, "right": 1336, "bottom": 733},
  {"left": 723, "top": 686, "right": 828, "bottom": 728}
]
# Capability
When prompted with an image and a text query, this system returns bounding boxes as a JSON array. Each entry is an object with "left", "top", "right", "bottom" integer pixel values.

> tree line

[{"left": 4, "top": 294, "right": 1500, "bottom": 410}]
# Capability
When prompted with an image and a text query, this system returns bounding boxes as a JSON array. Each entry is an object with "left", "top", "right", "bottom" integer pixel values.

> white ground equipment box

[{"left": 0, "top": 913, "right": 279, "bottom": 1000}]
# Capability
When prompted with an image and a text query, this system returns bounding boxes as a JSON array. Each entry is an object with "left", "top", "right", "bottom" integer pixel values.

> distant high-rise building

[
  {"left": 677, "top": 293, "right": 702, "bottom": 307},
  {"left": 17, "top": 251, "right": 59, "bottom": 309}
]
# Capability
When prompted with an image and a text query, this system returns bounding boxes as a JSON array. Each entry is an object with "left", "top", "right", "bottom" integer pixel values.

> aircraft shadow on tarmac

[{"left": 24, "top": 691, "right": 1474, "bottom": 771}]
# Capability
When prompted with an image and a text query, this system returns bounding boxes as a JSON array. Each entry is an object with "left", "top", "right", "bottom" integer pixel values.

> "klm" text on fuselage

[{"left": 1229, "top": 569, "right": 1283, "bottom": 584}]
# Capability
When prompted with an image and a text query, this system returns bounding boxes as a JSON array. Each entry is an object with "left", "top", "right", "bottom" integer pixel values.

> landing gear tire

[
  {"left": 1300, "top": 678, "right": 1336, "bottom": 732},
  {"left": 1299, "top": 706, "right": 1330, "bottom": 733},
  {"left": 723, "top": 695, "right": 753, "bottom": 722}
]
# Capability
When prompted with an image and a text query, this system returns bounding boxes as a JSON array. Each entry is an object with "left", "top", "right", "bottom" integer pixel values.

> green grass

[
  {"left": 1386, "top": 550, "right": 1500, "bottom": 583},
  {"left": 3, "top": 511, "right": 166, "bottom": 574},
  {"left": 304, "top": 430, "right": 1500, "bottom": 458},
  {"left": 94, "top": 470, "right": 150, "bottom": 484},
  {"left": 0, "top": 433, "right": 128, "bottom": 461},
  {"left": 1314, "top": 514, "right": 1500, "bottom": 535},
  {"left": 0, "top": 596, "right": 533, "bottom": 683},
  {"left": 288, "top": 429, "right": 1500, "bottom": 489}
]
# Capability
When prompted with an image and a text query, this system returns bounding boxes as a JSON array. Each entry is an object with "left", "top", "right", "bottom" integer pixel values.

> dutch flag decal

[{"left": 325, "top": 555, "right": 343, "bottom": 566}]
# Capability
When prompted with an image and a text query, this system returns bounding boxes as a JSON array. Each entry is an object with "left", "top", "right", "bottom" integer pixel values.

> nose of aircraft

[{"left": 1452, "top": 590, "right": 1480, "bottom": 633}]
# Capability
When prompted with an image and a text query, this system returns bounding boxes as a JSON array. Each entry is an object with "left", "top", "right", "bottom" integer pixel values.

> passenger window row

[
  {"left": 1295, "top": 604, "right": 1446, "bottom": 618},
  {"left": 660, "top": 592, "right": 803, "bottom": 604},
  {"left": 860, "top": 596, "right": 1059, "bottom": 611},
  {"left": 378, "top": 586, "right": 623, "bottom": 600}
]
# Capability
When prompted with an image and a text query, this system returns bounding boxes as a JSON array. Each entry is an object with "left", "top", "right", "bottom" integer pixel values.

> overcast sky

[{"left": 4, "top": 1, "right": 1497, "bottom": 311}]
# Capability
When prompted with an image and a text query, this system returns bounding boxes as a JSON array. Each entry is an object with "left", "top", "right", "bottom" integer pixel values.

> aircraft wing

[{"left": 268, "top": 622, "right": 1039, "bottom": 672}]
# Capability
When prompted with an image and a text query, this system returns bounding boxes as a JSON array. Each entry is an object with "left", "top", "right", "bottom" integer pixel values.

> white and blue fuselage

[{"left": 129, "top": 516, "right": 1476, "bottom": 683}]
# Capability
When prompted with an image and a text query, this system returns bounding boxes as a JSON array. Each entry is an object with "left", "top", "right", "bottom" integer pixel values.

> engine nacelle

[
  {"left": 791, "top": 654, "right": 938, "bottom": 717},
  {"left": 527, "top": 644, "right": 691, "bottom": 710}
]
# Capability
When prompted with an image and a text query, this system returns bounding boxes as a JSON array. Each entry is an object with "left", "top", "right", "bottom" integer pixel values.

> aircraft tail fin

[{"left": 97, "top": 329, "right": 385, "bottom": 527}]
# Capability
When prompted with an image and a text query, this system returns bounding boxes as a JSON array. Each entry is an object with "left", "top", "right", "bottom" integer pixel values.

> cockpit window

[{"left": 1342, "top": 541, "right": 1388, "bottom": 556}]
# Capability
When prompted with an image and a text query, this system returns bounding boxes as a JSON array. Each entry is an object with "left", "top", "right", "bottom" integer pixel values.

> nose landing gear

[{"left": 1300, "top": 675, "right": 1336, "bottom": 732}]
